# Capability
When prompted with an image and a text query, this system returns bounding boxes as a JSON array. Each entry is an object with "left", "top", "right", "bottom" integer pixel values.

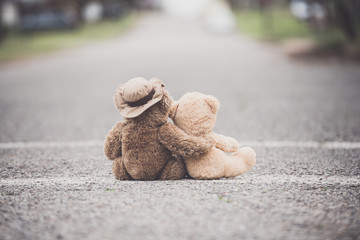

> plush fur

[
  {"left": 170, "top": 92, "right": 256, "bottom": 180},
  {"left": 104, "top": 88, "right": 213, "bottom": 180}
]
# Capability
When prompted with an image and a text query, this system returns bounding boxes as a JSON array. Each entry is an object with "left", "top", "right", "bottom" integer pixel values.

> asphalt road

[{"left": 0, "top": 13, "right": 359, "bottom": 240}]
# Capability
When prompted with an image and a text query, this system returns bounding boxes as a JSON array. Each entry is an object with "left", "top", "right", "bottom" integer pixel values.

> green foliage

[
  {"left": 234, "top": 8, "right": 311, "bottom": 41},
  {"left": 234, "top": 7, "right": 360, "bottom": 55},
  {"left": 218, "top": 195, "right": 231, "bottom": 203},
  {"left": 0, "top": 13, "right": 137, "bottom": 62},
  {"left": 315, "top": 224, "right": 324, "bottom": 230}
]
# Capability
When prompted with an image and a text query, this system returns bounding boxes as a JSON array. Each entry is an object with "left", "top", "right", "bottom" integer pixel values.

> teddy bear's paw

[
  {"left": 112, "top": 158, "right": 132, "bottom": 180},
  {"left": 236, "top": 147, "right": 256, "bottom": 168}
]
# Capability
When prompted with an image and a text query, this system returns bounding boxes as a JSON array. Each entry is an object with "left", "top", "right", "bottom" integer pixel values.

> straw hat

[{"left": 114, "top": 77, "right": 165, "bottom": 118}]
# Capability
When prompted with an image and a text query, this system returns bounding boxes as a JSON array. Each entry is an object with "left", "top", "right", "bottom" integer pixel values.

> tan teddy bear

[
  {"left": 104, "top": 78, "right": 213, "bottom": 180},
  {"left": 169, "top": 92, "right": 256, "bottom": 180}
]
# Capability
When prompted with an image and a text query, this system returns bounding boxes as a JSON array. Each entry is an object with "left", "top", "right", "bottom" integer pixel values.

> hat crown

[
  {"left": 114, "top": 77, "right": 164, "bottom": 118},
  {"left": 122, "top": 77, "right": 152, "bottom": 102}
]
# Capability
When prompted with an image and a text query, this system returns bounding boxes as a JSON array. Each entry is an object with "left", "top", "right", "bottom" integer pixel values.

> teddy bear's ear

[
  {"left": 169, "top": 101, "right": 179, "bottom": 119},
  {"left": 204, "top": 95, "right": 220, "bottom": 114}
]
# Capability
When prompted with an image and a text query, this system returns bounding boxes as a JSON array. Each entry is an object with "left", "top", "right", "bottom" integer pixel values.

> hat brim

[{"left": 115, "top": 80, "right": 164, "bottom": 118}]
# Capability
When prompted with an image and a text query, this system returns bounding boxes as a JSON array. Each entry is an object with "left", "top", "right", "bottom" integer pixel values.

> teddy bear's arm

[
  {"left": 211, "top": 133, "right": 240, "bottom": 153},
  {"left": 158, "top": 123, "right": 213, "bottom": 158},
  {"left": 104, "top": 122, "right": 124, "bottom": 160}
]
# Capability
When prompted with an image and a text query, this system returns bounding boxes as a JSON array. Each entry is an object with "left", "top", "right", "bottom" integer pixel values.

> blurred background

[
  {"left": 0, "top": 0, "right": 360, "bottom": 143},
  {"left": 1, "top": 0, "right": 360, "bottom": 61}
]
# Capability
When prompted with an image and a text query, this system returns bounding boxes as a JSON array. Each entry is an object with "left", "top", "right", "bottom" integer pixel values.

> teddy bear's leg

[
  {"left": 112, "top": 157, "right": 132, "bottom": 180},
  {"left": 158, "top": 157, "right": 187, "bottom": 180},
  {"left": 223, "top": 147, "right": 256, "bottom": 177}
]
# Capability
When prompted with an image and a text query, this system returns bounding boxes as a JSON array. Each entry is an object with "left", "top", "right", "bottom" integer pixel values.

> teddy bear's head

[
  {"left": 114, "top": 77, "right": 172, "bottom": 126},
  {"left": 170, "top": 92, "right": 220, "bottom": 136}
]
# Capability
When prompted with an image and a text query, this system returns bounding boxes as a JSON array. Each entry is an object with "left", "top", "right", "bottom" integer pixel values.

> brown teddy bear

[
  {"left": 169, "top": 92, "right": 256, "bottom": 180},
  {"left": 104, "top": 78, "right": 213, "bottom": 180}
]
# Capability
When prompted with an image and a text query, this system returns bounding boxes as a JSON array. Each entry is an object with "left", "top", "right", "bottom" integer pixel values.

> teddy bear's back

[{"left": 121, "top": 123, "right": 172, "bottom": 180}]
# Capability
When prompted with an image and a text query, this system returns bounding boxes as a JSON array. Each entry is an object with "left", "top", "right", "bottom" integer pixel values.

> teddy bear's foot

[
  {"left": 113, "top": 157, "right": 132, "bottom": 180},
  {"left": 236, "top": 147, "right": 256, "bottom": 168},
  {"left": 223, "top": 147, "right": 256, "bottom": 177},
  {"left": 158, "top": 157, "right": 187, "bottom": 180}
]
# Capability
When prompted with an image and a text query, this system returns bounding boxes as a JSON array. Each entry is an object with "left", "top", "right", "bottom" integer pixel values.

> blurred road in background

[{"left": 1, "top": 5, "right": 360, "bottom": 240}]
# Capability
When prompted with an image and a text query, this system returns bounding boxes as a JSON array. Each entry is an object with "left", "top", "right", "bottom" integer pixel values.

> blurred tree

[
  {"left": 57, "top": 0, "right": 132, "bottom": 22},
  {"left": 0, "top": 0, "right": 19, "bottom": 42},
  {"left": 298, "top": 0, "right": 359, "bottom": 41},
  {"left": 0, "top": 2, "right": 5, "bottom": 42},
  {"left": 229, "top": 0, "right": 360, "bottom": 42},
  {"left": 333, "top": 0, "right": 358, "bottom": 40},
  {"left": 259, "top": 0, "right": 276, "bottom": 36}
]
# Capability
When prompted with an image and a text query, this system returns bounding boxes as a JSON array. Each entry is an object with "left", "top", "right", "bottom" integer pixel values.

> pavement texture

[{"left": 0, "top": 13, "right": 360, "bottom": 240}]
